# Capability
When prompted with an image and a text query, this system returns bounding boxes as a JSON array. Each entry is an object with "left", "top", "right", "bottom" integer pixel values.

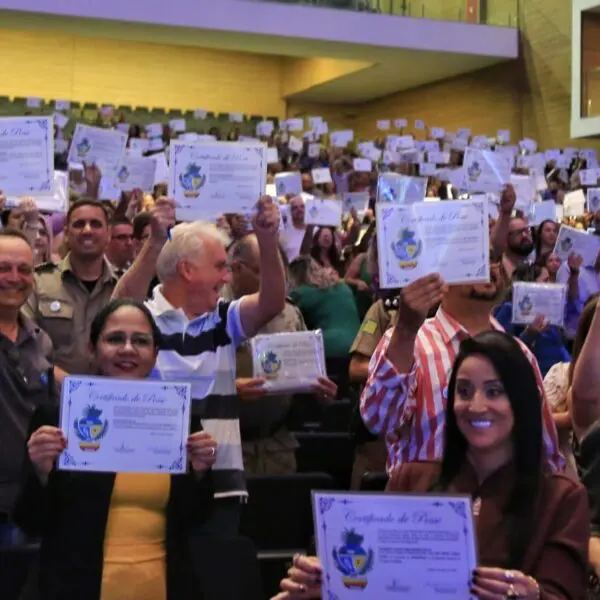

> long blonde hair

[{"left": 288, "top": 256, "right": 339, "bottom": 290}]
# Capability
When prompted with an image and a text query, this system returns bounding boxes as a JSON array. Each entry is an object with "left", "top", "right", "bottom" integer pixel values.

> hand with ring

[
  {"left": 271, "top": 554, "right": 323, "bottom": 599},
  {"left": 187, "top": 431, "right": 217, "bottom": 474},
  {"left": 311, "top": 376, "right": 337, "bottom": 404},
  {"left": 472, "top": 567, "right": 540, "bottom": 599}
]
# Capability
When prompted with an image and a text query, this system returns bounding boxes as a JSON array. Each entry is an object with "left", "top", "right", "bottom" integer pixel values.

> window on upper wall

[{"left": 581, "top": 8, "right": 600, "bottom": 118}]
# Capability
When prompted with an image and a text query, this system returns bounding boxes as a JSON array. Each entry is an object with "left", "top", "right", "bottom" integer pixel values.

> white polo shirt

[{"left": 146, "top": 286, "right": 247, "bottom": 499}]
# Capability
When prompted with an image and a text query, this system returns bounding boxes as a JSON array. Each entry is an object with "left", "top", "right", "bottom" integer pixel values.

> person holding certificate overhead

[
  {"left": 274, "top": 332, "right": 589, "bottom": 600},
  {"left": 12, "top": 298, "right": 218, "bottom": 600},
  {"left": 113, "top": 194, "right": 286, "bottom": 536}
]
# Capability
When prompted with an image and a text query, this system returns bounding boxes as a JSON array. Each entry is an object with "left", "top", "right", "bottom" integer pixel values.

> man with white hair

[{"left": 113, "top": 196, "right": 286, "bottom": 535}]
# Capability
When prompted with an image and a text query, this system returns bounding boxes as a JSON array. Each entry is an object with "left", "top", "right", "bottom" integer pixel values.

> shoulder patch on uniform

[
  {"left": 361, "top": 320, "right": 377, "bottom": 335},
  {"left": 34, "top": 261, "right": 58, "bottom": 273}
]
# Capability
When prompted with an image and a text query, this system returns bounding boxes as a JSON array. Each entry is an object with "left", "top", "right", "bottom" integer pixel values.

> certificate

[
  {"left": 67, "top": 124, "right": 127, "bottom": 182},
  {"left": 313, "top": 491, "right": 477, "bottom": 599},
  {"left": 376, "top": 198, "right": 490, "bottom": 288},
  {"left": 115, "top": 155, "right": 157, "bottom": 192},
  {"left": 169, "top": 141, "right": 267, "bottom": 221},
  {"left": 312, "top": 167, "right": 332, "bottom": 185},
  {"left": 531, "top": 200, "right": 558, "bottom": 227},
  {"left": 342, "top": 191, "right": 369, "bottom": 217},
  {"left": 304, "top": 196, "right": 342, "bottom": 227},
  {"left": 6, "top": 170, "right": 68, "bottom": 212},
  {"left": 58, "top": 376, "right": 191, "bottom": 474},
  {"left": 563, "top": 189, "right": 586, "bottom": 217},
  {"left": 512, "top": 282, "right": 567, "bottom": 327},
  {"left": 376, "top": 173, "right": 427, "bottom": 204},
  {"left": 510, "top": 174, "right": 536, "bottom": 212},
  {"left": 588, "top": 188, "right": 600, "bottom": 213},
  {"left": 463, "top": 148, "right": 511, "bottom": 193},
  {"left": 251, "top": 330, "right": 326, "bottom": 394},
  {"left": 275, "top": 172, "right": 302, "bottom": 197},
  {"left": 554, "top": 225, "right": 600, "bottom": 267},
  {"left": 0, "top": 116, "right": 54, "bottom": 196},
  {"left": 353, "top": 158, "right": 372, "bottom": 172}
]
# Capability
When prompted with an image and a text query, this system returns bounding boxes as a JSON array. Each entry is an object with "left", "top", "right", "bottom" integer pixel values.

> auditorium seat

[
  {"left": 0, "top": 542, "right": 40, "bottom": 600},
  {"left": 319, "top": 399, "right": 354, "bottom": 432},
  {"left": 287, "top": 392, "right": 325, "bottom": 431},
  {"left": 240, "top": 472, "right": 336, "bottom": 597},
  {"left": 294, "top": 432, "right": 355, "bottom": 489},
  {"left": 360, "top": 471, "right": 389, "bottom": 492},
  {"left": 191, "top": 535, "right": 264, "bottom": 600}
]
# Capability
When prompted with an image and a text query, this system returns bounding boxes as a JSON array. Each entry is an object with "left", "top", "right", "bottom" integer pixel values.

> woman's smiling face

[
  {"left": 453, "top": 354, "right": 514, "bottom": 456},
  {"left": 91, "top": 305, "right": 158, "bottom": 379}
]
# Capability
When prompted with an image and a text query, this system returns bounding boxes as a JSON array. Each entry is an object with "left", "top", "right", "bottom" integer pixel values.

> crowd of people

[{"left": 1, "top": 107, "right": 600, "bottom": 599}]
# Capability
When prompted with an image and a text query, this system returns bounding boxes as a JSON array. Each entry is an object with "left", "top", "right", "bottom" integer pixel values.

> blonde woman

[
  {"left": 18, "top": 198, "right": 56, "bottom": 266},
  {"left": 289, "top": 256, "right": 360, "bottom": 397}
]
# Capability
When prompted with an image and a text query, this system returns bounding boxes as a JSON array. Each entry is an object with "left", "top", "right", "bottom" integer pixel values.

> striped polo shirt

[{"left": 146, "top": 286, "right": 246, "bottom": 499}]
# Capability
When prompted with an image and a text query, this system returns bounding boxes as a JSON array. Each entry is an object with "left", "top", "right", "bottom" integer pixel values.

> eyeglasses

[{"left": 101, "top": 332, "right": 154, "bottom": 348}]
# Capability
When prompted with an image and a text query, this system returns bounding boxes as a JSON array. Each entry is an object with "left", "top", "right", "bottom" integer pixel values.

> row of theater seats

[
  {"left": 241, "top": 470, "right": 388, "bottom": 596},
  {"left": 0, "top": 471, "right": 387, "bottom": 600},
  {"left": 0, "top": 96, "right": 280, "bottom": 138}
]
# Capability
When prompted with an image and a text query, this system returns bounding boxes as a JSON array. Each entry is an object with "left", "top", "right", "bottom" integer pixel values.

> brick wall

[
  {"left": 350, "top": 61, "right": 523, "bottom": 142},
  {"left": 330, "top": 0, "right": 600, "bottom": 151},
  {"left": 0, "top": 28, "right": 286, "bottom": 117}
]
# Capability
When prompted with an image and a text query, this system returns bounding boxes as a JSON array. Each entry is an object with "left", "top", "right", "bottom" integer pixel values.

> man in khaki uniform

[
  {"left": 24, "top": 199, "right": 117, "bottom": 376},
  {"left": 349, "top": 297, "right": 398, "bottom": 382},
  {"left": 230, "top": 234, "right": 337, "bottom": 474},
  {"left": 230, "top": 233, "right": 305, "bottom": 474},
  {"left": 349, "top": 296, "right": 398, "bottom": 489}
]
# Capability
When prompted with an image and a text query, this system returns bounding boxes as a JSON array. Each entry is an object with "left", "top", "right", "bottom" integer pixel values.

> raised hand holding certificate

[
  {"left": 169, "top": 141, "right": 267, "bottom": 221},
  {"left": 463, "top": 148, "right": 511, "bottom": 193},
  {"left": 58, "top": 377, "right": 191, "bottom": 474},
  {"left": 512, "top": 282, "right": 567, "bottom": 327},
  {"left": 554, "top": 225, "right": 600, "bottom": 267},
  {"left": 0, "top": 116, "right": 54, "bottom": 196},
  {"left": 376, "top": 198, "right": 490, "bottom": 288},
  {"left": 251, "top": 330, "right": 326, "bottom": 393},
  {"left": 115, "top": 155, "right": 157, "bottom": 193},
  {"left": 67, "top": 124, "right": 128, "bottom": 181},
  {"left": 313, "top": 492, "right": 477, "bottom": 599}
]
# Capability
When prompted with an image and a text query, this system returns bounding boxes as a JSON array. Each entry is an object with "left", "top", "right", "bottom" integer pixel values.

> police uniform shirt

[
  {"left": 23, "top": 255, "right": 118, "bottom": 375},
  {"left": 350, "top": 299, "right": 398, "bottom": 359}
]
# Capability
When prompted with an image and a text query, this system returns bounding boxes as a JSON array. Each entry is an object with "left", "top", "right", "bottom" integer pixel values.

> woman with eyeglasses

[
  {"left": 273, "top": 332, "right": 589, "bottom": 600},
  {"left": 12, "top": 298, "right": 217, "bottom": 600}
]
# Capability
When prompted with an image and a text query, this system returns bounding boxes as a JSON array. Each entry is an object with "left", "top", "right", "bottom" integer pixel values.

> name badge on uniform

[{"left": 50, "top": 301, "right": 61, "bottom": 313}]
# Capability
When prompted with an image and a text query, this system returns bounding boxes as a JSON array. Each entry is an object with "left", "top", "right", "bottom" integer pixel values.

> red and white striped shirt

[{"left": 359, "top": 308, "right": 564, "bottom": 472}]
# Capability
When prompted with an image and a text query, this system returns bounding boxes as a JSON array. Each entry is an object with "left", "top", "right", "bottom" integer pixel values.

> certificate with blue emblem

[
  {"left": 58, "top": 376, "right": 192, "bottom": 474},
  {"left": 511, "top": 282, "right": 567, "bottom": 327},
  {"left": 313, "top": 491, "right": 477, "bottom": 599},
  {"left": 376, "top": 198, "right": 490, "bottom": 288},
  {"left": 0, "top": 116, "right": 54, "bottom": 197},
  {"left": 169, "top": 141, "right": 267, "bottom": 221},
  {"left": 67, "top": 123, "right": 128, "bottom": 182},
  {"left": 251, "top": 330, "right": 326, "bottom": 394}
]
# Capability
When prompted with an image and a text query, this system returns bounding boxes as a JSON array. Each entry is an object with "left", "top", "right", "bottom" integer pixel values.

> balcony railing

[{"left": 239, "top": 0, "right": 518, "bottom": 28}]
